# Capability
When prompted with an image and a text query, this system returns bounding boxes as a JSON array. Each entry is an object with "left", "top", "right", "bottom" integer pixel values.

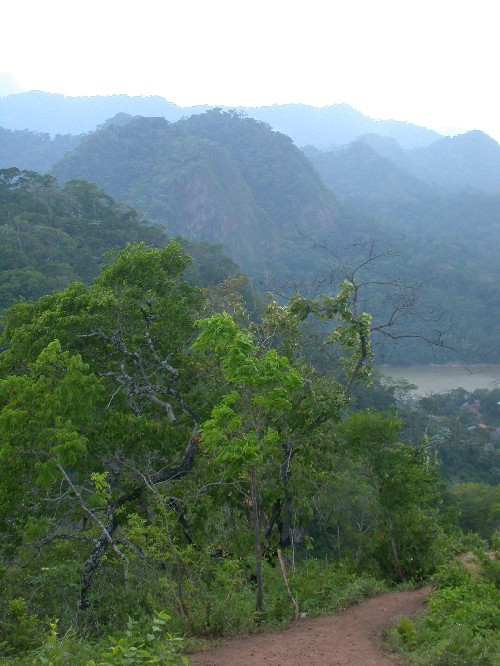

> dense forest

[
  {"left": 51, "top": 111, "right": 341, "bottom": 277},
  {"left": 3, "top": 106, "right": 500, "bottom": 362},
  {"left": 1, "top": 239, "right": 497, "bottom": 664},
  {"left": 0, "top": 101, "right": 498, "bottom": 664},
  {"left": 50, "top": 110, "right": 500, "bottom": 363}
]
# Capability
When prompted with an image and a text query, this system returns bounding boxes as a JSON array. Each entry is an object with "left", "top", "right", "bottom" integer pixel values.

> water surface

[{"left": 378, "top": 364, "right": 500, "bottom": 396}]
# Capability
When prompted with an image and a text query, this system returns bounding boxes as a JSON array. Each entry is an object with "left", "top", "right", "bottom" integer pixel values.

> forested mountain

[
  {"left": 0, "top": 91, "right": 440, "bottom": 148},
  {"left": 0, "top": 167, "right": 245, "bottom": 313},
  {"left": 3, "top": 90, "right": 499, "bottom": 191},
  {"left": 2, "top": 108, "right": 500, "bottom": 362},
  {"left": 0, "top": 126, "right": 80, "bottom": 173},
  {"left": 51, "top": 111, "right": 340, "bottom": 275},
  {"left": 303, "top": 141, "right": 435, "bottom": 203},
  {"left": 0, "top": 168, "right": 168, "bottom": 308},
  {"left": 1, "top": 97, "right": 499, "bottom": 666},
  {"left": 405, "top": 130, "right": 500, "bottom": 192},
  {"left": 305, "top": 140, "right": 500, "bottom": 362}
]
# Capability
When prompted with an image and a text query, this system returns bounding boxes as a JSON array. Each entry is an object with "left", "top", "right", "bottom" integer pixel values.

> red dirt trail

[{"left": 189, "top": 586, "right": 430, "bottom": 666}]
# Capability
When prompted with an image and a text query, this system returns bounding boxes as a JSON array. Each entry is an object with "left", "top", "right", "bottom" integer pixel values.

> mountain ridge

[{"left": 0, "top": 91, "right": 442, "bottom": 149}]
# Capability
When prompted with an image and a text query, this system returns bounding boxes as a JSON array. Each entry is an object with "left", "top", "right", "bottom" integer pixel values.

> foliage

[
  {"left": 90, "top": 613, "right": 189, "bottom": 666},
  {"left": 445, "top": 483, "right": 500, "bottom": 540},
  {"left": 0, "top": 168, "right": 169, "bottom": 308},
  {"left": 0, "top": 229, "right": 488, "bottom": 663},
  {"left": 334, "top": 410, "right": 443, "bottom": 580},
  {"left": 0, "top": 242, "right": 208, "bottom": 640},
  {"left": 390, "top": 547, "right": 500, "bottom": 665},
  {"left": 287, "top": 560, "right": 386, "bottom": 616},
  {"left": 0, "top": 597, "right": 44, "bottom": 657}
]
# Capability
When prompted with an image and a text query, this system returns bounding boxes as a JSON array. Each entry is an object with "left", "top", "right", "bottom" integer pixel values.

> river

[{"left": 378, "top": 364, "right": 500, "bottom": 396}]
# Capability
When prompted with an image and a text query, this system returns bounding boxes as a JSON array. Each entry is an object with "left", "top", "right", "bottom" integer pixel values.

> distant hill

[
  {"left": 401, "top": 131, "right": 500, "bottom": 192},
  {"left": 336, "top": 130, "right": 500, "bottom": 194},
  {"left": 0, "top": 91, "right": 208, "bottom": 136},
  {"left": 305, "top": 140, "right": 500, "bottom": 363},
  {"left": 52, "top": 110, "right": 340, "bottom": 275},
  {"left": 0, "top": 91, "right": 440, "bottom": 149},
  {"left": 302, "top": 142, "right": 434, "bottom": 205},
  {"left": 0, "top": 126, "right": 80, "bottom": 173},
  {"left": 241, "top": 103, "right": 442, "bottom": 149}
]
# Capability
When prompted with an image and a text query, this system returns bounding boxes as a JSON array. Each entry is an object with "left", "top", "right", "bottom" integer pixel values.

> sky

[{"left": 1, "top": 0, "right": 499, "bottom": 141}]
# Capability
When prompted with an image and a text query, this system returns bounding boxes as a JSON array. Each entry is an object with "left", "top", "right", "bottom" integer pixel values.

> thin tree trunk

[
  {"left": 279, "top": 443, "right": 294, "bottom": 548},
  {"left": 277, "top": 549, "right": 299, "bottom": 620},
  {"left": 390, "top": 537, "right": 406, "bottom": 583},
  {"left": 79, "top": 511, "right": 117, "bottom": 610},
  {"left": 251, "top": 465, "right": 263, "bottom": 613},
  {"left": 78, "top": 430, "right": 198, "bottom": 610}
]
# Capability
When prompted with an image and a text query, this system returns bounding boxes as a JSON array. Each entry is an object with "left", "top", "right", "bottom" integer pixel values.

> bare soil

[{"left": 189, "top": 586, "right": 430, "bottom": 666}]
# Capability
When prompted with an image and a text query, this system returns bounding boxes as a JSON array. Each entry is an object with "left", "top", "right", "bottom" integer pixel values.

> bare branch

[{"left": 56, "top": 464, "right": 125, "bottom": 561}]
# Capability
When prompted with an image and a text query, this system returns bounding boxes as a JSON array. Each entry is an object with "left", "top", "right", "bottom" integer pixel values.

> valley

[{"left": 0, "top": 93, "right": 498, "bottom": 666}]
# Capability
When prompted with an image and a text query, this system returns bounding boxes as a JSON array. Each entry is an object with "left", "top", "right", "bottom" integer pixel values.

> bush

[
  {"left": 90, "top": 613, "right": 189, "bottom": 666},
  {"left": 389, "top": 553, "right": 500, "bottom": 665},
  {"left": 0, "top": 598, "right": 43, "bottom": 657}
]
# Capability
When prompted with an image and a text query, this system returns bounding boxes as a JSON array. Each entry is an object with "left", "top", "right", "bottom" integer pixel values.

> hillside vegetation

[
  {"left": 0, "top": 101, "right": 498, "bottom": 665},
  {"left": 51, "top": 111, "right": 340, "bottom": 277},
  {"left": 305, "top": 138, "right": 500, "bottom": 363}
]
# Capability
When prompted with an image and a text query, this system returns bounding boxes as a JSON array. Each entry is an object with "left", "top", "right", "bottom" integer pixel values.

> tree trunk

[
  {"left": 251, "top": 465, "right": 263, "bottom": 613},
  {"left": 78, "top": 431, "right": 198, "bottom": 610},
  {"left": 79, "top": 510, "right": 117, "bottom": 610},
  {"left": 390, "top": 537, "right": 406, "bottom": 583}
]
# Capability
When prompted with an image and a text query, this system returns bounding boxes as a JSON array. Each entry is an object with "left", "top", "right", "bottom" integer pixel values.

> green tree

[
  {"left": 0, "top": 242, "right": 206, "bottom": 614},
  {"left": 340, "top": 410, "right": 442, "bottom": 580},
  {"left": 193, "top": 313, "right": 303, "bottom": 611}
]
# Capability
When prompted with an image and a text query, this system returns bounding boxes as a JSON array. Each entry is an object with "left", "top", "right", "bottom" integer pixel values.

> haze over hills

[
  {"left": 354, "top": 130, "right": 500, "bottom": 193},
  {"left": 0, "top": 126, "right": 80, "bottom": 173},
  {"left": 0, "top": 90, "right": 442, "bottom": 149},
  {"left": 2, "top": 91, "right": 500, "bottom": 195},
  {"left": 305, "top": 137, "right": 500, "bottom": 362},
  {"left": 1, "top": 99, "right": 500, "bottom": 363},
  {"left": 241, "top": 103, "right": 442, "bottom": 150}
]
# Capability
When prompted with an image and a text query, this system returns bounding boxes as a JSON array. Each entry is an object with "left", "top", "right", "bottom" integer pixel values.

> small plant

[
  {"left": 395, "top": 615, "right": 417, "bottom": 649},
  {"left": 0, "top": 597, "right": 43, "bottom": 657},
  {"left": 90, "top": 612, "right": 189, "bottom": 666}
]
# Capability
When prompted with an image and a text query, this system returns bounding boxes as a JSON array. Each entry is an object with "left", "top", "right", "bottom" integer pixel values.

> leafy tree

[
  {"left": 0, "top": 242, "right": 206, "bottom": 614},
  {"left": 339, "top": 410, "right": 442, "bottom": 580},
  {"left": 446, "top": 483, "right": 500, "bottom": 540},
  {"left": 193, "top": 313, "right": 303, "bottom": 611}
]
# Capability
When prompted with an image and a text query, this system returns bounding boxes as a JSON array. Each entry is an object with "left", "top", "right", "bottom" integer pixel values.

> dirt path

[{"left": 189, "top": 586, "right": 430, "bottom": 666}]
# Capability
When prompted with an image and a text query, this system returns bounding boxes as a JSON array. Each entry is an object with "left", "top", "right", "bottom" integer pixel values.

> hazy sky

[{"left": 2, "top": 0, "right": 499, "bottom": 140}]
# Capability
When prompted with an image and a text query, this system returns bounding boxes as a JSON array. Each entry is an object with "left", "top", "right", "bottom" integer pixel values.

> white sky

[{"left": 1, "top": 0, "right": 499, "bottom": 140}]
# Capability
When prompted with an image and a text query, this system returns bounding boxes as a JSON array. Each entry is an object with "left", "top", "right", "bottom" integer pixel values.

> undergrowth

[
  {"left": 2, "top": 559, "right": 386, "bottom": 665},
  {"left": 388, "top": 536, "right": 500, "bottom": 666}
]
